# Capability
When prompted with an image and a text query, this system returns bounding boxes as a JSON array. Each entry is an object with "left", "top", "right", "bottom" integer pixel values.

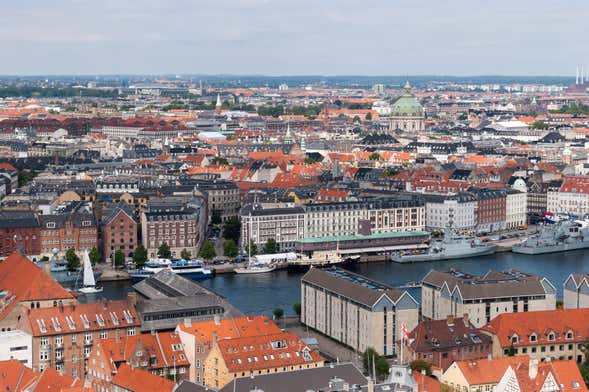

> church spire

[
  {"left": 215, "top": 93, "right": 222, "bottom": 113},
  {"left": 284, "top": 121, "right": 293, "bottom": 144}
]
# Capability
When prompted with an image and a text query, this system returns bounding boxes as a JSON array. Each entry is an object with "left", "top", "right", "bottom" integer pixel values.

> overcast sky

[{"left": 1, "top": 0, "right": 587, "bottom": 76}]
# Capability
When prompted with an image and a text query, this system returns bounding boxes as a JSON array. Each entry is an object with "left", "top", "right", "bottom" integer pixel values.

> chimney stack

[
  {"left": 462, "top": 313, "right": 469, "bottom": 326},
  {"left": 529, "top": 359, "right": 539, "bottom": 380},
  {"left": 184, "top": 318, "right": 192, "bottom": 328},
  {"left": 214, "top": 314, "right": 221, "bottom": 326},
  {"left": 577, "top": 66, "right": 580, "bottom": 85},
  {"left": 582, "top": 65, "right": 585, "bottom": 85},
  {"left": 446, "top": 315, "right": 454, "bottom": 326}
]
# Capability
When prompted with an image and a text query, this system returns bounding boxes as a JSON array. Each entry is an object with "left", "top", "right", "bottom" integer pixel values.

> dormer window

[
  {"left": 567, "top": 331, "right": 574, "bottom": 340},
  {"left": 46, "top": 222, "right": 56, "bottom": 229},
  {"left": 511, "top": 335, "right": 518, "bottom": 344},
  {"left": 529, "top": 334, "right": 537, "bottom": 342},
  {"left": 548, "top": 333, "right": 555, "bottom": 341}
]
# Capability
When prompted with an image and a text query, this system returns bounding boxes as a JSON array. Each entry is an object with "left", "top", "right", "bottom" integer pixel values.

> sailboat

[{"left": 78, "top": 250, "right": 103, "bottom": 294}]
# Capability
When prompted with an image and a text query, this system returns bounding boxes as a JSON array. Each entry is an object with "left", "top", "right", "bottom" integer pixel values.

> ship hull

[
  {"left": 391, "top": 245, "right": 497, "bottom": 263},
  {"left": 512, "top": 241, "right": 589, "bottom": 255}
]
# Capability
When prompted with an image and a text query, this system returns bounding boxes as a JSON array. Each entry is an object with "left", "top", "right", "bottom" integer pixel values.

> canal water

[{"left": 91, "top": 250, "right": 589, "bottom": 316}]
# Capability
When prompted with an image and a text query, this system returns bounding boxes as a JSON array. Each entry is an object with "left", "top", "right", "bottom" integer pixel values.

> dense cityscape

[{"left": 1, "top": 1, "right": 589, "bottom": 391}]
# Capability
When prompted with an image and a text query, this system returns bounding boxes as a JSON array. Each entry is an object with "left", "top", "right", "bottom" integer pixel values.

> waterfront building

[
  {"left": 424, "top": 193, "right": 477, "bottom": 232},
  {"left": 388, "top": 82, "right": 425, "bottom": 132},
  {"left": 132, "top": 270, "right": 242, "bottom": 332},
  {"left": 480, "top": 308, "right": 589, "bottom": 363},
  {"left": 87, "top": 331, "right": 190, "bottom": 391},
  {"left": 101, "top": 201, "right": 137, "bottom": 263},
  {"left": 17, "top": 299, "right": 140, "bottom": 377},
  {"left": 38, "top": 202, "right": 98, "bottom": 256},
  {"left": 0, "top": 210, "right": 40, "bottom": 258},
  {"left": 141, "top": 198, "right": 200, "bottom": 259},
  {"left": 505, "top": 189, "right": 527, "bottom": 229},
  {"left": 563, "top": 274, "right": 589, "bottom": 309},
  {"left": 203, "top": 330, "right": 324, "bottom": 389},
  {"left": 301, "top": 267, "right": 419, "bottom": 356},
  {"left": 401, "top": 315, "right": 492, "bottom": 372},
  {"left": 240, "top": 205, "right": 305, "bottom": 251},
  {"left": 176, "top": 315, "right": 282, "bottom": 385},
  {"left": 468, "top": 188, "right": 506, "bottom": 233},
  {"left": 240, "top": 195, "right": 425, "bottom": 252},
  {"left": 0, "top": 330, "right": 32, "bottom": 365},
  {"left": 547, "top": 176, "right": 589, "bottom": 217},
  {"left": 421, "top": 269, "right": 556, "bottom": 328},
  {"left": 0, "top": 252, "right": 75, "bottom": 332}
]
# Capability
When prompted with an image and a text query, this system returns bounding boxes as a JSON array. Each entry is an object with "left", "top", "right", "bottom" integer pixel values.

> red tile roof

[
  {"left": 177, "top": 315, "right": 281, "bottom": 345},
  {"left": 0, "top": 360, "right": 87, "bottom": 392},
  {"left": 112, "top": 363, "right": 174, "bottom": 392},
  {"left": 451, "top": 356, "right": 529, "bottom": 385},
  {"left": 216, "top": 331, "right": 324, "bottom": 372},
  {"left": 23, "top": 299, "right": 140, "bottom": 336},
  {"left": 0, "top": 252, "right": 74, "bottom": 320},
  {"left": 560, "top": 176, "right": 589, "bottom": 194},
  {"left": 481, "top": 308, "right": 589, "bottom": 348}
]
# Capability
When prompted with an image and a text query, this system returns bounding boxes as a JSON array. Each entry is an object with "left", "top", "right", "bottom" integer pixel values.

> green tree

[
  {"left": 211, "top": 210, "right": 222, "bottom": 225},
  {"left": 17, "top": 169, "right": 38, "bottom": 187},
  {"left": 362, "top": 348, "right": 390, "bottom": 378},
  {"left": 65, "top": 248, "right": 80, "bottom": 271},
  {"left": 506, "top": 345, "right": 516, "bottom": 356},
  {"left": 246, "top": 240, "right": 258, "bottom": 256},
  {"left": 409, "top": 360, "right": 432, "bottom": 376},
  {"left": 133, "top": 244, "right": 148, "bottom": 268},
  {"left": 88, "top": 246, "right": 101, "bottom": 265},
  {"left": 211, "top": 157, "right": 229, "bottom": 165},
  {"left": 272, "top": 308, "right": 284, "bottom": 321},
  {"left": 222, "top": 217, "right": 241, "bottom": 243},
  {"left": 369, "top": 153, "right": 381, "bottom": 161},
  {"left": 200, "top": 240, "right": 216, "bottom": 260},
  {"left": 365, "top": 112, "right": 372, "bottom": 120},
  {"left": 114, "top": 249, "right": 125, "bottom": 266},
  {"left": 180, "top": 249, "right": 192, "bottom": 260},
  {"left": 292, "top": 302, "right": 301, "bottom": 316},
  {"left": 530, "top": 121, "right": 549, "bottom": 130},
  {"left": 352, "top": 115, "right": 361, "bottom": 123},
  {"left": 262, "top": 238, "right": 278, "bottom": 254},
  {"left": 223, "top": 239, "right": 239, "bottom": 258},
  {"left": 157, "top": 242, "right": 171, "bottom": 259}
]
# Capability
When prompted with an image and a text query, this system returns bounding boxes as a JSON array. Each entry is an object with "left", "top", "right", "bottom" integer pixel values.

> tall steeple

[
  {"left": 284, "top": 122, "right": 293, "bottom": 144},
  {"left": 403, "top": 81, "right": 412, "bottom": 95},
  {"left": 215, "top": 93, "right": 222, "bottom": 113}
]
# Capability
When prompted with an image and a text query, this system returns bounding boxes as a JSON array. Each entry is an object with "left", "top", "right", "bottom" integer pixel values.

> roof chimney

[
  {"left": 184, "top": 318, "right": 192, "bottom": 328},
  {"left": 446, "top": 315, "right": 454, "bottom": 326},
  {"left": 462, "top": 313, "right": 469, "bottom": 326},
  {"left": 127, "top": 292, "right": 137, "bottom": 306},
  {"left": 529, "top": 359, "right": 539, "bottom": 380},
  {"left": 214, "top": 314, "right": 220, "bottom": 326}
]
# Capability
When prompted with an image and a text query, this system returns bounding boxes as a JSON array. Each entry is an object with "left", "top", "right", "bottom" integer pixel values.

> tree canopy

[
  {"left": 88, "top": 247, "right": 101, "bottom": 265},
  {"left": 157, "top": 242, "right": 171, "bottom": 259},
  {"left": 262, "top": 238, "right": 278, "bottom": 254},
  {"left": 223, "top": 239, "right": 239, "bottom": 258},
  {"left": 65, "top": 248, "right": 80, "bottom": 271},
  {"left": 199, "top": 240, "right": 216, "bottom": 260},
  {"left": 133, "top": 244, "right": 148, "bottom": 267}
]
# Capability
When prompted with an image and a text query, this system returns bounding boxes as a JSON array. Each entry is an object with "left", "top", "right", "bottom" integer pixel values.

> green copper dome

[{"left": 390, "top": 81, "right": 424, "bottom": 117}]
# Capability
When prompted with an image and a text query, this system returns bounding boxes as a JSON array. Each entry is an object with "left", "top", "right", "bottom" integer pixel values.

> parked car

[{"left": 212, "top": 256, "right": 230, "bottom": 265}]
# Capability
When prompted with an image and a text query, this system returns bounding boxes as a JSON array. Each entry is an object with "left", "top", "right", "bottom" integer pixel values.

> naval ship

[
  {"left": 512, "top": 220, "right": 589, "bottom": 255},
  {"left": 391, "top": 231, "right": 496, "bottom": 263}
]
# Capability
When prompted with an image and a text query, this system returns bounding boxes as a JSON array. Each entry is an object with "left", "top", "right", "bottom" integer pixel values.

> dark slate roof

[
  {"left": 539, "top": 132, "right": 565, "bottom": 143},
  {"left": 0, "top": 210, "right": 38, "bottom": 229},
  {"left": 302, "top": 267, "right": 410, "bottom": 307},
  {"left": 409, "top": 317, "right": 492, "bottom": 352},
  {"left": 240, "top": 204, "right": 305, "bottom": 216},
  {"left": 174, "top": 363, "right": 367, "bottom": 392},
  {"left": 360, "top": 133, "right": 399, "bottom": 145},
  {"left": 101, "top": 201, "right": 135, "bottom": 225}
]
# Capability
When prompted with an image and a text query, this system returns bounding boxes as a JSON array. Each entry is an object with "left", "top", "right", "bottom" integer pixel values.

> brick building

[
  {"left": 87, "top": 331, "right": 189, "bottom": 391},
  {"left": 17, "top": 299, "right": 140, "bottom": 378},
  {"left": 0, "top": 210, "right": 40, "bottom": 258},
  {"left": 38, "top": 202, "right": 98, "bottom": 257},
  {"left": 469, "top": 187, "right": 507, "bottom": 233},
  {"left": 141, "top": 199, "right": 200, "bottom": 259},
  {"left": 101, "top": 201, "right": 137, "bottom": 262},
  {"left": 402, "top": 315, "right": 492, "bottom": 371}
]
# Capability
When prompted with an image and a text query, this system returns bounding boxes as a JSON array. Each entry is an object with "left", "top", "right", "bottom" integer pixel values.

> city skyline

[{"left": 2, "top": 0, "right": 588, "bottom": 76}]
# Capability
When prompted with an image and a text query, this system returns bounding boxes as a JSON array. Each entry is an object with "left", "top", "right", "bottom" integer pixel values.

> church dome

[{"left": 390, "top": 81, "right": 424, "bottom": 117}]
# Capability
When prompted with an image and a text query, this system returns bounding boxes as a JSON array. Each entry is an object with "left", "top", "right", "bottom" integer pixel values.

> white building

[
  {"left": 0, "top": 330, "right": 32, "bottom": 366},
  {"left": 505, "top": 189, "right": 527, "bottom": 229},
  {"left": 547, "top": 177, "right": 589, "bottom": 216},
  {"left": 424, "top": 193, "right": 477, "bottom": 232}
]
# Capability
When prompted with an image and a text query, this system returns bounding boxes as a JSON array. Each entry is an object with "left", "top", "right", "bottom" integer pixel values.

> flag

[{"left": 401, "top": 323, "right": 410, "bottom": 340}]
